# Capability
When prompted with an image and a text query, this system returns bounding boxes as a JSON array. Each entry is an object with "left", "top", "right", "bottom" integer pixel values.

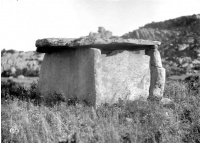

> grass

[{"left": 1, "top": 80, "right": 200, "bottom": 143}]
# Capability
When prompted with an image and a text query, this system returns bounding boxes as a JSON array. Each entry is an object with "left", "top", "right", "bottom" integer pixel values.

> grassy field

[{"left": 1, "top": 80, "right": 200, "bottom": 143}]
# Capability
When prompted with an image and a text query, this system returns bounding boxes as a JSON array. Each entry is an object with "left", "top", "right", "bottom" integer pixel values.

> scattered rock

[
  {"left": 17, "top": 75, "right": 25, "bottom": 79},
  {"left": 9, "top": 76, "right": 14, "bottom": 79},
  {"left": 98, "top": 27, "right": 106, "bottom": 33},
  {"left": 89, "top": 27, "right": 113, "bottom": 39},
  {"left": 126, "top": 118, "right": 133, "bottom": 122},
  {"left": 10, "top": 67, "right": 16, "bottom": 75},
  {"left": 178, "top": 44, "right": 189, "bottom": 51}
]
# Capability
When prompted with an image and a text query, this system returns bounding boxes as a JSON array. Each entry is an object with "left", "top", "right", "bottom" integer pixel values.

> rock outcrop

[
  {"left": 89, "top": 27, "right": 113, "bottom": 39},
  {"left": 122, "top": 14, "right": 200, "bottom": 76}
]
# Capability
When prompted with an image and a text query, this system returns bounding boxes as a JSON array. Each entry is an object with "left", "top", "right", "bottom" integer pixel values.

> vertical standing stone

[
  {"left": 38, "top": 48, "right": 102, "bottom": 106},
  {"left": 91, "top": 48, "right": 102, "bottom": 107},
  {"left": 145, "top": 45, "right": 166, "bottom": 102},
  {"left": 38, "top": 50, "right": 77, "bottom": 100},
  {"left": 75, "top": 48, "right": 102, "bottom": 106}
]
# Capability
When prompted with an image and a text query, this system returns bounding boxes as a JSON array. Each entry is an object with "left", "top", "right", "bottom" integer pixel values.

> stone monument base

[{"left": 39, "top": 48, "right": 150, "bottom": 106}]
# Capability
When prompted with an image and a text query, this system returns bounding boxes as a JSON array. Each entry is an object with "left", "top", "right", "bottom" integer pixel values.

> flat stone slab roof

[{"left": 36, "top": 37, "right": 161, "bottom": 53}]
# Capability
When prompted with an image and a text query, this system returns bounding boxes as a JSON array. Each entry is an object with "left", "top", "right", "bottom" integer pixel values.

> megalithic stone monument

[{"left": 35, "top": 28, "right": 165, "bottom": 106}]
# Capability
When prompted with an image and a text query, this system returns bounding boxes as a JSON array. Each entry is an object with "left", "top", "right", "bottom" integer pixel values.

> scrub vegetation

[{"left": 1, "top": 79, "right": 200, "bottom": 143}]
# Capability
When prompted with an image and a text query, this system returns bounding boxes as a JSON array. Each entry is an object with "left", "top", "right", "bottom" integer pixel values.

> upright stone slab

[
  {"left": 39, "top": 48, "right": 102, "bottom": 106},
  {"left": 145, "top": 46, "right": 166, "bottom": 102},
  {"left": 101, "top": 51, "right": 150, "bottom": 104},
  {"left": 75, "top": 48, "right": 102, "bottom": 105}
]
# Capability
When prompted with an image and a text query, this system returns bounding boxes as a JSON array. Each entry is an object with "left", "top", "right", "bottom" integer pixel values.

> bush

[
  {"left": 1, "top": 68, "right": 40, "bottom": 77},
  {"left": 15, "top": 68, "right": 40, "bottom": 77},
  {"left": 21, "top": 68, "right": 39, "bottom": 77},
  {"left": 1, "top": 49, "right": 6, "bottom": 56},
  {"left": 184, "top": 75, "right": 200, "bottom": 93},
  {"left": 1, "top": 80, "right": 73, "bottom": 106},
  {"left": 1, "top": 80, "right": 41, "bottom": 105},
  {"left": 1, "top": 70, "right": 12, "bottom": 77},
  {"left": 1, "top": 49, "right": 16, "bottom": 56}
]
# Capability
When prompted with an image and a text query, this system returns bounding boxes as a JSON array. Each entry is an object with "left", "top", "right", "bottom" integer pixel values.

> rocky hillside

[
  {"left": 1, "top": 49, "right": 44, "bottom": 77},
  {"left": 122, "top": 14, "right": 200, "bottom": 76}
]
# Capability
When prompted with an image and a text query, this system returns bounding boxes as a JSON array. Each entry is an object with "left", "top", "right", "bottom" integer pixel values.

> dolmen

[{"left": 35, "top": 28, "right": 165, "bottom": 106}]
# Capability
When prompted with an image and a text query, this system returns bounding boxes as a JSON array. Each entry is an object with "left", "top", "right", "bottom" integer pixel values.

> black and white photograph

[{"left": 1, "top": 0, "right": 200, "bottom": 142}]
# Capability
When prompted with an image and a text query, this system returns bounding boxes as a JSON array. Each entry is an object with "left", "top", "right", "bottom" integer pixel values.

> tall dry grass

[{"left": 1, "top": 80, "right": 200, "bottom": 143}]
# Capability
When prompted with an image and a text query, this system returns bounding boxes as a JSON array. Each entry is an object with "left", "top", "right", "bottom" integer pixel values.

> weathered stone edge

[
  {"left": 36, "top": 37, "right": 161, "bottom": 47},
  {"left": 36, "top": 37, "right": 161, "bottom": 53}
]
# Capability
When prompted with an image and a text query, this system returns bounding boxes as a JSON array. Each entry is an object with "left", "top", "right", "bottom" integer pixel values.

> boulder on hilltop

[{"left": 89, "top": 27, "right": 113, "bottom": 39}]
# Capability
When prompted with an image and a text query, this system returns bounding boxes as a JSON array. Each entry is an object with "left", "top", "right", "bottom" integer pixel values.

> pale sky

[{"left": 0, "top": 0, "right": 200, "bottom": 51}]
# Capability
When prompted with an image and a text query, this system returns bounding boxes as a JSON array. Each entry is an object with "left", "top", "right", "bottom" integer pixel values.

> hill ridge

[{"left": 122, "top": 14, "right": 200, "bottom": 76}]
